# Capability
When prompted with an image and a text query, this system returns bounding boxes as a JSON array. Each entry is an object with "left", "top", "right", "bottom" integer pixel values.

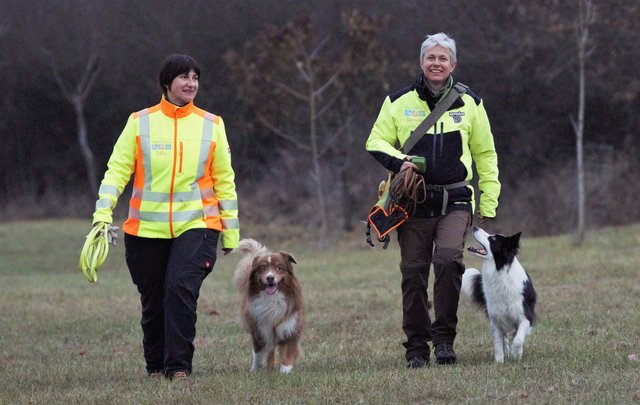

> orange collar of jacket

[{"left": 160, "top": 95, "right": 195, "bottom": 118}]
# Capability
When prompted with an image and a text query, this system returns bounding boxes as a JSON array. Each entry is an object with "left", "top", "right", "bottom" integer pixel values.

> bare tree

[
  {"left": 48, "top": 43, "right": 102, "bottom": 196},
  {"left": 225, "top": 11, "right": 393, "bottom": 245},
  {"left": 262, "top": 34, "right": 340, "bottom": 249},
  {"left": 225, "top": 16, "right": 341, "bottom": 249},
  {"left": 21, "top": 1, "right": 104, "bottom": 196},
  {"left": 331, "top": 10, "right": 391, "bottom": 232},
  {"left": 572, "top": 0, "right": 595, "bottom": 245}
]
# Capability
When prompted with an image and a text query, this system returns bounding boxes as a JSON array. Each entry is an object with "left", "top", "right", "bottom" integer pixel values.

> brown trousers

[{"left": 397, "top": 210, "right": 472, "bottom": 360}]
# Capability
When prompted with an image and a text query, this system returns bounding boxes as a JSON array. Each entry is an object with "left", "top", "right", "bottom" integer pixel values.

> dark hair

[{"left": 159, "top": 54, "right": 201, "bottom": 94}]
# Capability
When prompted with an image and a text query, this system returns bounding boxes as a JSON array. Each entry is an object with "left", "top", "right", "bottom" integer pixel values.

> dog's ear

[
  {"left": 511, "top": 232, "right": 522, "bottom": 246},
  {"left": 251, "top": 256, "right": 263, "bottom": 272},
  {"left": 279, "top": 251, "right": 297, "bottom": 265},
  {"left": 507, "top": 232, "right": 522, "bottom": 255}
]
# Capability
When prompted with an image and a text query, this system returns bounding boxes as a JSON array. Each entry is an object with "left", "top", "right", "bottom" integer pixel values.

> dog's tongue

[
  {"left": 266, "top": 285, "right": 278, "bottom": 295},
  {"left": 468, "top": 246, "right": 487, "bottom": 255}
]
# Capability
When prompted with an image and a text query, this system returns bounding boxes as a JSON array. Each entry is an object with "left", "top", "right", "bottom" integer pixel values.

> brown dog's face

[{"left": 251, "top": 252, "right": 296, "bottom": 295}]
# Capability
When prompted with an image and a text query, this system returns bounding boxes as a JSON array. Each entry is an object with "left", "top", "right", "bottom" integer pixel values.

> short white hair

[{"left": 420, "top": 32, "right": 457, "bottom": 64}]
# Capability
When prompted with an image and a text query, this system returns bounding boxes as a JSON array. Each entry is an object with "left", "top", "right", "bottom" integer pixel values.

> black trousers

[
  {"left": 124, "top": 228, "right": 218, "bottom": 376},
  {"left": 397, "top": 210, "right": 471, "bottom": 361}
]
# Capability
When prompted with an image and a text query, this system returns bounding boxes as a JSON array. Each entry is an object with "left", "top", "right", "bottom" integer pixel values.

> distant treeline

[{"left": 1, "top": 0, "right": 638, "bottom": 239}]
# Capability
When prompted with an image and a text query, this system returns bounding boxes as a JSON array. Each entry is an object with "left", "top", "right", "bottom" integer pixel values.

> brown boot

[{"left": 170, "top": 371, "right": 188, "bottom": 380}]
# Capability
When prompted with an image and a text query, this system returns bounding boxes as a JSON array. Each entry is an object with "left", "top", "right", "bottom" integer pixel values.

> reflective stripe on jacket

[
  {"left": 93, "top": 97, "right": 239, "bottom": 248},
  {"left": 366, "top": 76, "right": 500, "bottom": 217}
]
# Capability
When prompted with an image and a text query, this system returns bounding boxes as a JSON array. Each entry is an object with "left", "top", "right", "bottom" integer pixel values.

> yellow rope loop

[{"left": 79, "top": 222, "right": 110, "bottom": 283}]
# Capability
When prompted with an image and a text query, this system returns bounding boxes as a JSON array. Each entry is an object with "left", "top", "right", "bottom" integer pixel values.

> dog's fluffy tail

[
  {"left": 461, "top": 268, "right": 487, "bottom": 310},
  {"left": 233, "top": 238, "right": 270, "bottom": 292}
]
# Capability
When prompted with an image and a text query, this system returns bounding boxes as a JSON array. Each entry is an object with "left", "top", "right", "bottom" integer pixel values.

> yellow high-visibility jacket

[
  {"left": 366, "top": 76, "right": 500, "bottom": 218},
  {"left": 93, "top": 96, "right": 239, "bottom": 248}
]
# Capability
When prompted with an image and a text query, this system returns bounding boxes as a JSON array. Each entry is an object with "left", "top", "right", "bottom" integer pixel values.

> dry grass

[{"left": 0, "top": 219, "right": 639, "bottom": 404}]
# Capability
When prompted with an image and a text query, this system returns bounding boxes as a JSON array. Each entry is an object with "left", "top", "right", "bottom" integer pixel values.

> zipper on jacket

[
  {"left": 432, "top": 120, "right": 437, "bottom": 167},
  {"left": 439, "top": 122, "right": 444, "bottom": 155},
  {"left": 168, "top": 113, "right": 178, "bottom": 238},
  {"left": 179, "top": 141, "right": 184, "bottom": 173}
]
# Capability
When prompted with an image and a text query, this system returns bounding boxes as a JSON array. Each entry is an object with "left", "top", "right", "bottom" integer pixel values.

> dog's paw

[
  {"left": 510, "top": 345, "right": 523, "bottom": 361},
  {"left": 251, "top": 351, "right": 265, "bottom": 372},
  {"left": 280, "top": 364, "right": 293, "bottom": 374},
  {"left": 510, "top": 336, "right": 524, "bottom": 360}
]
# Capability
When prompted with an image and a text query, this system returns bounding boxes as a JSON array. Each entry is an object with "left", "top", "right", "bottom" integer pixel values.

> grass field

[{"left": 1, "top": 219, "right": 639, "bottom": 404}]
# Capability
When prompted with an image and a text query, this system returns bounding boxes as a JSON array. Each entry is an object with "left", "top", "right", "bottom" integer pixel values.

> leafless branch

[
  {"left": 320, "top": 115, "right": 355, "bottom": 156},
  {"left": 267, "top": 78, "right": 309, "bottom": 101},
  {"left": 77, "top": 43, "right": 102, "bottom": 100},
  {"left": 257, "top": 115, "right": 310, "bottom": 151},
  {"left": 49, "top": 61, "right": 72, "bottom": 101},
  {"left": 296, "top": 61, "right": 311, "bottom": 82},
  {"left": 570, "top": 115, "right": 579, "bottom": 134},
  {"left": 314, "top": 69, "right": 340, "bottom": 98},
  {"left": 314, "top": 89, "right": 342, "bottom": 119},
  {"left": 309, "top": 36, "right": 330, "bottom": 60}
]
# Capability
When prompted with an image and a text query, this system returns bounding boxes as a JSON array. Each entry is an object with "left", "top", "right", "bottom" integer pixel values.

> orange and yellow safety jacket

[{"left": 93, "top": 96, "right": 239, "bottom": 248}]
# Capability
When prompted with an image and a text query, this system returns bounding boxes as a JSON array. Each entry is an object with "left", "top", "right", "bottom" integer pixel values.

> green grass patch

[{"left": 1, "top": 220, "right": 639, "bottom": 404}]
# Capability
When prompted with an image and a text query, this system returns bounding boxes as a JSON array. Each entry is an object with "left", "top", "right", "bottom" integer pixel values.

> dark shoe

[
  {"left": 170, "top": 371, "right": 189, "bottom": 380},
  {"left": 435, "top": 343, "right": 457, "bottom": 364},
  {"left": 407, "top": 356, "right": 429, "bottom": 368}
]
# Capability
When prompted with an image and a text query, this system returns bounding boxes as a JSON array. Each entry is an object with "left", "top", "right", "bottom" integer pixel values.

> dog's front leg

[
  {"left": 503, "top": 335, "right": 510, "bottom": 360},
  {"left": 278, "top": 340, "right": 300, "bottom": 374},
  {"left": 510, "top": 319, "right": 531, "bottom": 361},
  {"left": 251, "top": 334, "right": 271, "bottom": 372},
  {"left": 490, "top": 321, "right": 505, "bottom": 363},
  {"left": 251, "top": 348, "right": 267, "bottom": 372},
  {"left": 266, "top": 347, "right": 277, "bottom": 370}
]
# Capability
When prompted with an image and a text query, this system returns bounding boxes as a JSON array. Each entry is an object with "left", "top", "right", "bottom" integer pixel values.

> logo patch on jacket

[
  {"left": 152, "top": 143, "right": 172, "bottom": 151},
  {"left": 449, "top": 112, "right": 465, "bottom": 123},
  {"left": 151, "top": 143, "right": 172, "bottom": 156},
  {"left": 405, "top": 109, "right": 426, "bottom": 117}
]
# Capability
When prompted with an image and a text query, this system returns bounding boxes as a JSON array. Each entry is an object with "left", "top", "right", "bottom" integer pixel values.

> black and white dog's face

[{"left": 467, "top": 227, "right": 522, "bottom": 270}]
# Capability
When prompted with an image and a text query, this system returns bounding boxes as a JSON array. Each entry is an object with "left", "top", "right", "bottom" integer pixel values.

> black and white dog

[{"left": 462, "top": 227, "right": 537, "bottom": 363}]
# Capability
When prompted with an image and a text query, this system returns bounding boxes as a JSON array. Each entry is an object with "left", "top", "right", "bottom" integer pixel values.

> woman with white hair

[{"left": 366, "top": 32, "right": 500, "bottom": 368}]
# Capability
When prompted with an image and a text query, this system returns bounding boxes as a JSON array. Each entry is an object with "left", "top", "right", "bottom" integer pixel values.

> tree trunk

[
  {"left": 308, "top": 77, "right": 328, "bottom": 250},
  {"left": 72, "top": 96, "right": 98, "bottom": 197},
  {"left": 574, "top": 0, "right": 593, "bottom": 245}
]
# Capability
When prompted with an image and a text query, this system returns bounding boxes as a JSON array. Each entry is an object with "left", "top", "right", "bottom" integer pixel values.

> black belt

[{"left": 425, "top": 180, "right": 470, "bottom": 215}]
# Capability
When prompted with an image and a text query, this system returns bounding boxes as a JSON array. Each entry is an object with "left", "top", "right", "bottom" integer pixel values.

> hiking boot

[
  {"left": 435, "top": 343, "right": 457, "bottom": 364},
  {"left": 406, "top": 356, "right": 429, "bottom": 368},
  {"left": 170, "top": 371, "right": 189, "bottom": 380}
]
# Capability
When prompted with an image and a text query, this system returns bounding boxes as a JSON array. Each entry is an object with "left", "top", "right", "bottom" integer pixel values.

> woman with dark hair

[
  {"left": 159, "top": 54, "right": 201, "bottom": 102},
  {"left": 90, "top": 54, "right": 239, "bottom": 380}
]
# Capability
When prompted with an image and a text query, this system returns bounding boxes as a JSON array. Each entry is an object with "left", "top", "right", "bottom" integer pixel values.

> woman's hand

[{"left": 400, "top": 156, "right": 419, "bottom": 172}]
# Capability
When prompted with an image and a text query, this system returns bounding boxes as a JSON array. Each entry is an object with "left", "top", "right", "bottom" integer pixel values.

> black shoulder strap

[{"left": 401, "top": 82, "right": 469, "bottom": 153}]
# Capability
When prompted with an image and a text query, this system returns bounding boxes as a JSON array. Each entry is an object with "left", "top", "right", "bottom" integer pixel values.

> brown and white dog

[{"left": 233, "top": 238, "right": 304, "bottom": 373}]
